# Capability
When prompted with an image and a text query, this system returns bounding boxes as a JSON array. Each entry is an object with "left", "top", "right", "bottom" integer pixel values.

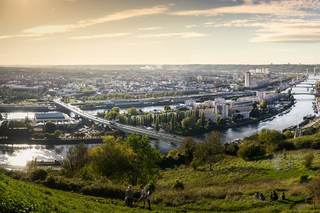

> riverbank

[
  {"left": 181, "top": 100, "right": 295, "bottom": 137},
  {"left": 0, "top": 138, "right": 103, "bottom": 145}
]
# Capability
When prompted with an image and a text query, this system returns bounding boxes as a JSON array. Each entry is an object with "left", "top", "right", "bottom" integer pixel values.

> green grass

[
  {"left": 152, "top": 150, "right": 320, "bottom": 212},
  {"left": 2, "top": 150, "right": 320, "bottom": 212}
]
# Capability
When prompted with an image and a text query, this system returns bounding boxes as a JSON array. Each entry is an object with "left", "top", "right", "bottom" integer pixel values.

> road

[{"left": 54, "top": 99, "right": 203, "bottom": 144}]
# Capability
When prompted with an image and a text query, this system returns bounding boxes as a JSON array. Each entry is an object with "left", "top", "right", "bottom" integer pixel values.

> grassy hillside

[
  {"left": 0, "top": 173, "right": 131, "bottom": 212},
  {"left": 1, "top": 149, "right": 320, "bottom": 212}
]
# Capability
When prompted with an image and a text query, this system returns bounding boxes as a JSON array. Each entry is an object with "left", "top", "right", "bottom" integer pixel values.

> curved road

[{"left": 54, "top": 99, "right": 203, "bottom": 144}]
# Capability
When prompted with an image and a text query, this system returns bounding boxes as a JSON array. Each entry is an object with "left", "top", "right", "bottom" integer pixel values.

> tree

[
  {"left": 275, "top": 88, "right": 280, "bottom": 93},
  {"left": 238, "top": 140, "right": 266, "bottom": 161},
  {"left": 284, "top": 130, "right": 294, "bottom": 139},
  {"left": 67, "top": 124, "right": 74, "bottom": 133},
  {"left": 258, "top": 129, "right": 285, "bottom": 153},
  {"left": 0, "top": 121, "right": 9, "bottom": 137},
  {"left": 181, "top": 117, "right": 192, "bottom": 130},
  {"left": 249, "top": 107, "right": 260, "bottom": 118},
  {"left": 104, "top": 111, "right": 119, "bottom": 120},
  {"left": 127, "top": 107, "right": 139, "bottom": 116},
  {"left": 193, "top": 131, "right": 225, "bottom": 170},
  {"left": 90, "top": 136, "right": 136, "bottom": 181},
  {"left": 73, "top": 132, "right": 86, "bottom": 138},
  {"left": 81, "top": 96, "right": 87, "bottom": 102},
  {"left": 111, "top": 107, "right": 120, "bottom": 113},
  {"left": 259, "top": 100, "right": 267, "bottom": 113},
  {"left": 179, "top": 137, "right": 196, "bottom": 164},
  {"left": 0, "top": 114, "right": 2, "bottom": 120},
  {"left": 287, "top": 89, "right": 292, "bottom": 96},
  {"left": 63, "top": 143, "right": 90, "bottom": 177},
  {"left": 164, "top": 105, "right": 171, "bottom": 111},
  {"left": 170, "top": 113, "right": 176, "bottom": 133},
  {"left": 217, "top": 117, "right": 226, "bottom": 126},
  {"left": 200, "top": 112, "right": 205, "bottom": 127},
  {"left": 44, "top": 121, "right": 57, "bottom": 134},
  {"left": 124, "top": 133, "right": 161, "bottom": 184},
  {"left": 53, "top": 130, "right": 62, "bottom": 138},
  {"left": 154, "top": 116, "right": 160, "bottom": 131}
]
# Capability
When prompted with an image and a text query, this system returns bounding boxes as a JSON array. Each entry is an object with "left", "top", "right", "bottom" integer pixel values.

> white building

[
  {"left": 215, "top": 103, "right": 229, "bottom": 118},
  {"left": 33, "top": 112, "right": 79, "bottom": 130},
  {"left": 245, "top": 71, "right": 251, "bottom": 87},
  {"left": 185, "top": 99, "right": 197, "bottom": 109}
]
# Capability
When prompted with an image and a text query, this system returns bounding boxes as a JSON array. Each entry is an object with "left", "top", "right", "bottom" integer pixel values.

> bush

[
  {"left": 45, "top": 175, "right": 56, "bottom": 188},
  {"left": 30, "top": 168, "right": 48, "bottom": 181},
  {"left": 147, "top": 181, "right": 156, "bottom": 192},
  {"left": 299, "top": 175, "right": 309, "bottom": 183},
  {"left": 237, "top": 141, "right": 266, "bottom": 161},
  {"left": 302, "top": 152, "right": 314, "bottom": 170},
  {"left": 294, "top": 137, "right": 313, "bottom": 149},
  {"left": 173, "top": 179, "right": 184, "bottom": 190}
]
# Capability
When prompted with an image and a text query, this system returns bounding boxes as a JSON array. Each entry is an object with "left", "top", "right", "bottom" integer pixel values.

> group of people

[
  {"left": 255, "top": 191, "right": 285, "bottom": 201},
  {"left": 125, "top": 185, "right": 152, "bottom": 210}
]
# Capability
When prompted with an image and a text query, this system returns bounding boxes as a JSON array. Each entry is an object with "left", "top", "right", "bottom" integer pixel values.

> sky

[{"left": 2, "top": 0, "right": 320, "bottom": 65}]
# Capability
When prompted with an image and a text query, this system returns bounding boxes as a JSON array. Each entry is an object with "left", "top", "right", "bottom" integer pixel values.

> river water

[{"left": 1, "top": 76, "right": 318, "bottom": 166}]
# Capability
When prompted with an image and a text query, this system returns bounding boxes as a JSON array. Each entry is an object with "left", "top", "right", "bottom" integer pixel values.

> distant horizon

[{"left": 1, "top": 63, "right": 319, "bottom": 67}]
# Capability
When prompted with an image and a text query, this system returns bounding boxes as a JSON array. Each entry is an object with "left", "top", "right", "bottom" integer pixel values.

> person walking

[
  {"left": 147, "top": 187, "right": 152, "bottom": 210},
  {"left": 125, "top": 185, "right": 134, "bottom": 208},
  {"left": 137, "top": 185, "right": 146, "bottom": 208}
]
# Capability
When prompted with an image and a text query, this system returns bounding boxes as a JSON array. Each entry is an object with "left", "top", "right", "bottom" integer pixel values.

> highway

[{"left": 54, "top": 99, "right": 203, "bottom": 144}]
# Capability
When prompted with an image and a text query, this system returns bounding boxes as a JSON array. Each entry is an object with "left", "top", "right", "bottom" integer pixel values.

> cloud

[
  {"left": 185, "top": 25, "right": 196, "bottom": 28},
  {"left": 137, "top": 27, "right": 162, "bottom": 31},
  {"left": 71, "top": 33, "right": 130, "bottom": 39},
  {"left": 0, "top": 35, "right": 14, "bottom": 39},
  {"left": 138, "top": 32, "right": 209, "bottom": 38},
  {"left": 15, "top": 5, "right": 169, "bottom": 37},
  {"left": 171, "top": 0, "right": 320, "bottom": 17},
  {"left": 251, "top": 22, "right": 320, "bottom": 43}
]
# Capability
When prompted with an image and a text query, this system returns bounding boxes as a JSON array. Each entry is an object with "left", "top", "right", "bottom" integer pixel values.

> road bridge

[{"left": 54, "top": 99, "right": 203, "bottom": 144}]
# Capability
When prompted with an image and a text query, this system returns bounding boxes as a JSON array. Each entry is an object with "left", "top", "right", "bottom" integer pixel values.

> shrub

[
  {"left": 237, "top": 140, "right": 266, "bottom": 161},
  {"left": 173, "top": 179, "right": 184, "bottom": 190},
  {"left": 299, "top": 175, "right": 309, "bottom": 183},
  {"left": 308, "top": 175, "right": 320, "bottom": 206},
  {"left": 44, "top": 175, "right": 56, "bottom": 188},
  {"left": 302, "top": 152, "right": 314, "bottom": 170},
  {"left": 147, "top": 181, "right": 156, "bottom": 192},
  {"left": 294, "top": 137, "right": 313, "bottom": 149},
  {"left": 29, "top": 168, "right": 48, "bottom": 181}
]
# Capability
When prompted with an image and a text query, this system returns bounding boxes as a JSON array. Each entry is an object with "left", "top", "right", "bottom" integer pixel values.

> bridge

[
  {"left": 54, "top": 99, "right": 203, "bottom": 144},
  {"left": 291, "top": 92, "right": 315, "bottom": 95}
]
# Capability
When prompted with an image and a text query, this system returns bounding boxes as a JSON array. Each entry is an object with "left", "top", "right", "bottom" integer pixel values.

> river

[{"left": 0, "top": 76, "right": 318, "bottom": 166}]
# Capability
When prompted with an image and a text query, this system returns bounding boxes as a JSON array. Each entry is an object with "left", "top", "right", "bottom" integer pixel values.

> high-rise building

[{"left": 245, "top": 71, "right": 251, "bottom": 87}]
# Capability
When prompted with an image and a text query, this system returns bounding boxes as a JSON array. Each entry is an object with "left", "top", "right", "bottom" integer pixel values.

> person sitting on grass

[
  {"left": 255, "top": 192, "right": 259, "bottom": 199},
  {"left": 270, "top": 191, "right": 273, "bottom": 201},
  {"left": 280, "top": 191, "right": 285, "bottom": 200},
  {"left": 259, "top": 193, "right": 266, "bottom": 201},
  {"left": 272, "top": 191, "right": 278, "bottom": 201}
]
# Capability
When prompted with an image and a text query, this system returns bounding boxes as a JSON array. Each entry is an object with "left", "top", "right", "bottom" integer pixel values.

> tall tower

[{"left": 245, "top": 71, "right": 251, "bottom": 87}]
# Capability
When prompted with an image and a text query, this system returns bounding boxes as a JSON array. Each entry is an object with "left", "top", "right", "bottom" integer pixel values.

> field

[{"left": 1, "top": 149, "right": 320, "bottom": 212}]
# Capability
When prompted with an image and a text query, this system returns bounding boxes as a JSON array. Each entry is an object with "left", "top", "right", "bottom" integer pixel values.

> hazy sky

[{"left": 2, "top": 0, "right": 320, "bottom": 65}]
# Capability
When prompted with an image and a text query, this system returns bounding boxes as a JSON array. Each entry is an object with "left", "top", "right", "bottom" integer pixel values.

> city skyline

[{"left": 2, "top": 0, "right": 320, "bottom": 65}]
